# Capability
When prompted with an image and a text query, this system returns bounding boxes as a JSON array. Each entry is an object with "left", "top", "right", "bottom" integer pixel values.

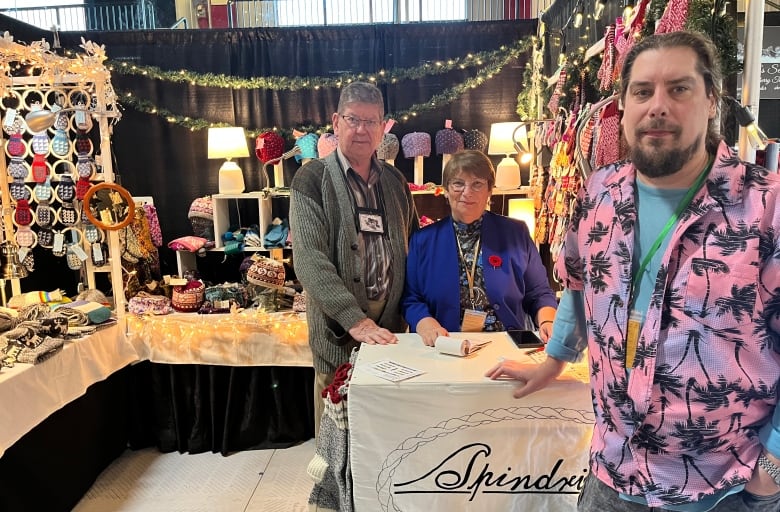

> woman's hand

[
  {"left": 484, "top": 355, "right": 567, "bottom": 398},
  {"left": 415, "top": 317, "right": 449, "bottom": 346}
]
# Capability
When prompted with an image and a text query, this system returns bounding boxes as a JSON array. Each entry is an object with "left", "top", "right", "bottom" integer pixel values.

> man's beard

[{"left": 628, "top": 127, "right": 702, "bottom": 179}]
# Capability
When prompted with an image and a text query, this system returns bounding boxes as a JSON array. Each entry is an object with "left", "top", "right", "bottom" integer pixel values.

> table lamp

[
  {"left": 488, "top": 122, "right": 523, "bottom": 190},
  {"left": 208, "top": 127, "right": 250, "bottom": 194}
]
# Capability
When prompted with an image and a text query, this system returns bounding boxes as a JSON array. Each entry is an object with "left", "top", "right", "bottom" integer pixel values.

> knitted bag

[
  {"left": 401, "top": 132, "right": 431, "bottom": 158},
  {"left": 171, "top": 280, "right": 205, "bottom": 312}
]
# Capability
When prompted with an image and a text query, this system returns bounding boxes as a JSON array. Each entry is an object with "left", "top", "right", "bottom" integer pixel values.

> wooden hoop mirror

[{"left": 82, "top": 182, "right": 135, "bottom": 231}]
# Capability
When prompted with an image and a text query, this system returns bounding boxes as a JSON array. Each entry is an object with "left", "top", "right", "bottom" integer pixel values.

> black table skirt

[
  {"left": 0, "top": 364, "right": 133, "bottom": 512},
  {"left": 129, "top": 361, "right": 315, "bottom": 455}
]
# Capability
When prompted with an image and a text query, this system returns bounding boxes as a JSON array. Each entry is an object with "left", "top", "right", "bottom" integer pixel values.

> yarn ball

[
  {"left": 317, "top": 133, "right": 339, "bottom": 158},
  {"left": 401, "top": 132, "right": 431, "bottom": 158},
  {"left": 376, "top": 133, "right": 400, "bottom": 161},
  {"left": 435, "top": 128, "right": 464, "bottom": 155},
  {"left": 246, "top": 257, "right": 286, "bottom": 289},
  {"left": 255, "top": 131, "right": 285, "bottom": 163}
]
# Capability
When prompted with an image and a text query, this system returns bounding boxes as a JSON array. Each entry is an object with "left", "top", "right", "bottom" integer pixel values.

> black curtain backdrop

[{"left": 35, "top": 20, "right": 534, "bottom": 280}]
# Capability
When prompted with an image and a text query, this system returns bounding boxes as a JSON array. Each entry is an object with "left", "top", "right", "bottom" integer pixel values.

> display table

[
  {"left": 0, "top": 324, "right": 140, "bottom": 512},
  {"left": 0, "top": 323, "right": 138, "bottom": 457},
  {"left": 126, "top": 311, "right": 315, "bottom": 454},
  {"left": 349, "top": 332, "right": 594, "bottom": 512},
  {"left": 126, "top": 310, "right": 312, "bottom": 366}
]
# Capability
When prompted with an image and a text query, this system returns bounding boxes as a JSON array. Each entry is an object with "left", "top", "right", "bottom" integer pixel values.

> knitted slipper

[
  {"left": 56, "top": 175, "right": 75, "bottom": 202},
  {"left": 9, "top": 178, "right": 29, "bottom": 201},
  {"left": 58, "top": 202, "right": 79, "bottom": 226},
  {"left": 51, "top": 126, "right": 70, "bottom": 156},
  {"left": 31, "top": 153, "right": 48, "bottom": 183},
  {"left": 76, "top": 154, "right": 94, "bottom": 178},
  {"left": 14, "top": 199, "right": 33, "bottom": 226},
  {"left": 76, "top": 176, "right": 91, "bottom": 200},
  {"left": 30, "top": 130, "right": 49, "bottom": 155},
  {"left": 75, "top": 129, "right": 92, "bottom": 155},
  {"left": 7, "top": 157, "right": 27, "bottom": 179},
  {"left": 33, "top": 177, "right": 53, "bottom": 202},
  {"left": 36, "top": 200, "right": 55, "bottom": 229},
  {"left": 6, "top": 131, "right": 25, "bottom": 157}
]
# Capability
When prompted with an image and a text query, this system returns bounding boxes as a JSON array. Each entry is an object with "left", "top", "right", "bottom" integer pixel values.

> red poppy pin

[{"left": 488, "top": 255, "right": 502, "bottom": 269}]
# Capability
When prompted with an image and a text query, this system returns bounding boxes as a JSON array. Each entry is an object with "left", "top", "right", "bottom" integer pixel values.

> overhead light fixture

[
  {"left": 594, "top": 0, "right": 606, "bottom": 20},
  {"left": 623, "top": 0, "right": 634, "bottom": 21},
  {"left": 208, "top": 127, "right": 250, "bottom": 194},
  {"left": 728, "top": 96, "right": 769, "bottom": 150}
]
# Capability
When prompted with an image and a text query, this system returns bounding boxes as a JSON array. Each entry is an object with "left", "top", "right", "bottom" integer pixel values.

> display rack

[{"left": 0, "top": 37, "right": 126, "bottom": 315}]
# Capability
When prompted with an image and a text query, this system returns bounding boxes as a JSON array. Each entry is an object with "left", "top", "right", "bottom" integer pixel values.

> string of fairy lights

[{"left": 104, "top": 37, "right": 531, "bottom": 139}]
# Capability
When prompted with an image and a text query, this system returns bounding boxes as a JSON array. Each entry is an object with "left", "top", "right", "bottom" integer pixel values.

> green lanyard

[{"left": 629, "top": 156, "right": 714, "bottom": 309}]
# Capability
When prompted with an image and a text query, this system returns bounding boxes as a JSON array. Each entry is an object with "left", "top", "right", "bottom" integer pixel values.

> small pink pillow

[{"left": 167, "top": 236, "right": 207, "bottom": 252}]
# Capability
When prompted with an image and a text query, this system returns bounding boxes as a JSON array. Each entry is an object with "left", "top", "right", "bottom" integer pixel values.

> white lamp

[
  {"left": 208, "top": 127, "right": 250, "bottom": 194},
  {"left": 508, "top": 198, "right": 536, "bottom": 240},
  {"left": 488, "top": 122, "right": 523, "bottom": 190}
]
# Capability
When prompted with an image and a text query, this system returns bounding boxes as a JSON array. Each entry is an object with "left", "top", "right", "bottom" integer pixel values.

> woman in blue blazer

[{"left": 402, "top": 150, "right": 557, "bottom": 345}]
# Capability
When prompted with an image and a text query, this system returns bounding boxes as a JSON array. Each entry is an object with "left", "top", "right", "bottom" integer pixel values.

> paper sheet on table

[
  {"left": 362, "top": 359, "right": 425, "bottom": 382},
  {"left": 434, "top": 336, "right": 491, "bottom": 356}
]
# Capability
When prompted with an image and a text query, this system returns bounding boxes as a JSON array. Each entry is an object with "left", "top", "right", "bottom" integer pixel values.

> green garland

[
  {"left": 107, "top": 39, "right": 530, "bottom": 91},
  {"left": 116, "top": 37, "right": 529, "bottom": 141}
]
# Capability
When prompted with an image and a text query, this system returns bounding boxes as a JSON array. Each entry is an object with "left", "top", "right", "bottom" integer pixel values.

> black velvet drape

[{"left": 46, "top": 20, "right": 536, "bottom": 278}]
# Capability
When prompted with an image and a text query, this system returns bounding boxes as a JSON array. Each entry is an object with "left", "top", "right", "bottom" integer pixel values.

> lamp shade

[
  {"left": 207, "top": 127, "right": 250, "bottom": 160},
  {"left": 508, "top": 198, "right": 535, "bottom": 238},
  {"left": 487, "top": 122, "right": 523, "bottom": 156}
]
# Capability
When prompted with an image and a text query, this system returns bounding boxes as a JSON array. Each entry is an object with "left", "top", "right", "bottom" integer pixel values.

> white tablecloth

[
  {"left": 0, "top": 324, "right": 139, "bottom": 457},
  {"left": 349, "top": 332, "right": 594, "bottom": 512},
  {"left": 126, "top": 311, "right": 312, "bottom": 367}
]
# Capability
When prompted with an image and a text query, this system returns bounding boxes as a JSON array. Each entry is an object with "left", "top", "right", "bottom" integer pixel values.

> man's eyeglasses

[
  {"left": 449, "top": 180, "right": 488, "bottom": 192},
  {"left": 340, "top": 114, "right": 382, "bottom": 130}
]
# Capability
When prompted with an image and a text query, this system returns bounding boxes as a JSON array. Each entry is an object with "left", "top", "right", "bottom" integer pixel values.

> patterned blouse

[{"left": 453, "top": 216, "right": 503, "bottom": 331}]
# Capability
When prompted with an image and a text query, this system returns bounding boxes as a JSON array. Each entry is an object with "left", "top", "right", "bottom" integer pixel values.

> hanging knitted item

[
  {"left": 547, "top": 68, "right": 567, "bottom": 114},
  {"left": 598, "top": 25, "right": 616, "bottom": 92},
  {"left": 7, "top": 131, "right": 24, "bottom": 157},
  {"left": 655, "top": 0, "right": 689, "bottom": 34},
  {"left": 31, "top": 153, "right": 48, "bottom": 183},
  {"left": 594, "top": 102, "right": 622, "bottom": 168}
]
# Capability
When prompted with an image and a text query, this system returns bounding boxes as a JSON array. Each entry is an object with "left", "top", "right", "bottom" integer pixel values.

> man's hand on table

[{"left": 349, "top": 318, "right": 398, "bottom": 345}]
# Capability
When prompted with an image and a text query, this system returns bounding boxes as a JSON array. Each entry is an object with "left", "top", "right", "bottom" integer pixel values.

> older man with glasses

[{"left": 290, "top": 81, "right": 419, "bottom": 435}]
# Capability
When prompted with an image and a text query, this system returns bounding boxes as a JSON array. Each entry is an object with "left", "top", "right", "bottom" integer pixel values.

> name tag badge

[
  {"left": 461, "top": 309, "right": 487, "bottom": 332},
  {"left": 625, "top": 310, "right": 643, "bottom": 368},
  {"left": 356, "top": 207, "right": 385, "bottom": 235}
]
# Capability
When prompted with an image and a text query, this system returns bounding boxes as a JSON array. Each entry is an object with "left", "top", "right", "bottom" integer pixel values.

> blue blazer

[{"left": 402, "top": 211, "right": 558, "bottom": 332}]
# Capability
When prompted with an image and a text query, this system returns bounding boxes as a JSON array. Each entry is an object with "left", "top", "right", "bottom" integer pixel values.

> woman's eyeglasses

[
  {"left": 449, "top": 180, "right": 488, "bottom": 192},
  {"left": 340, "top": 115, "right": 381, "bottom": 130}
]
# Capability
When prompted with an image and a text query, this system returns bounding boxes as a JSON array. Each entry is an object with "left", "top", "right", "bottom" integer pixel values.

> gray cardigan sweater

[{"left": 289, "top": 152, "right": 418, "bottom": 374}]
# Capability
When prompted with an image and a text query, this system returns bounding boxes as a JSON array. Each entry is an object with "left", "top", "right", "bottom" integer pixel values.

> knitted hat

[
  {"left": 171, "top": 280, "right": 206, "bottom": 312},
  {"left": 246, "top": 257, "right": 285, "bottom": 289},
  {"left": 435, "top": 128, "right": 464, "bottom": 155},
  {"left": 463, "top": 129, "right": 489, "bottom": 152},
  {"left": 255, "top": 131, "right": 285, "bottom": 163},
  {"left": 401, "top": 132, "right": 431, "bottom": 158},
  {"left": 188, "top": 196, "right": 213, "bottom": 220},
  {"left": 376, "top": 133, "right": 400, "bottom": 161},
  {"left": 294, "top": 133, "right": 319, "bottom": 163},
  {"left": 317, "top": 133, "right": 339, "bottom": 158}
]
